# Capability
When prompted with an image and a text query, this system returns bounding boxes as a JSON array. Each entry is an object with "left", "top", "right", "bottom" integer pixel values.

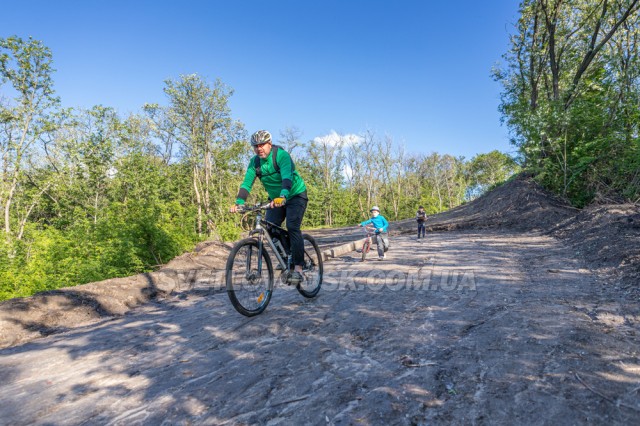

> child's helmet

[{"left": 370, "top": 206, "right": 380, "bottom": 212}]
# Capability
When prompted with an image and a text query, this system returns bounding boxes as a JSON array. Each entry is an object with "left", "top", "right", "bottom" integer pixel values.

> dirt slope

[
  {"left": 0, "top": 242, "right": 233, "bottom": 349},
  {"left": 551, "top": 203, "right": 640, "bottom": 290},
  {"left": 419, "top": 173, "right": 578, "bottom": 233},
  {"left": 391, "top": 173, "right": 639, "bottom": 292},
  {"left": 1, "top": 229, "right": 639, "bottom": 424}
]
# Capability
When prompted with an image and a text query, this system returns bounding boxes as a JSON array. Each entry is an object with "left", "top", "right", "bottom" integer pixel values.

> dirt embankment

[
  {"left": 550, "top": 204, "right": 640, "bottom": 290},
  {"left": 0, "top": 174, "right": 638, "bottom": 350},
  {"left": 0, "top": 242, "right": 234, "bottom": 349},
  {"left": 413, "top": 174, "right": 640, "bottom": 292}
]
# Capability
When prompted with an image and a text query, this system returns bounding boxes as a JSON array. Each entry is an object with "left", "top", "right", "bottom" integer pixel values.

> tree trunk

[{"left": 193, "top": 165, "right": 202, "bottom": 235}]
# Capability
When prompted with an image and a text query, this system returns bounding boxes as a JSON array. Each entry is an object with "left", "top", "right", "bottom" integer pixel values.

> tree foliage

[
  {"left": 144, "top": 74, "right": 246, "bottom": 238},
  {"left": 466, "top": 150, "right": 521, "bottom": 199},
  {"left": 0, "top": 35, "right": 59, "bottom": 240},
  {"left": 496, "top": 0, "right": 640, "bottom": 205}
]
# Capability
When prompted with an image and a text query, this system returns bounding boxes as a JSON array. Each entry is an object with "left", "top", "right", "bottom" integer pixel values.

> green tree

[
  {"left": 304, "top": 133, "right": 345, "bottom": 226},
  {"left": 0, "top": 36, "right": 59, "bottom": 240},
  {"left": 146, "top": 74, "right": 246, "bottom": 237},
  {"left": 496, "top": 0, "right": 640, "bottom": 205},
  {"left": 466, "top": 150, "right": 520, "bottom": 199}
]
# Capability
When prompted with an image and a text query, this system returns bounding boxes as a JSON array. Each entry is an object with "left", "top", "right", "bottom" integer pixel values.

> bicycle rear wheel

[
  {"left": 226, "top": 238, "right": 274, "bottom": 316},
  {"left": 297, "top": 234, "right": 323, "bottom": 298}
]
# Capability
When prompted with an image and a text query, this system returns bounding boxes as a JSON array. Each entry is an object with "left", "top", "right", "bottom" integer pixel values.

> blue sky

[{"left": 1, "top": 0, "right": 521, "bottom": 159}]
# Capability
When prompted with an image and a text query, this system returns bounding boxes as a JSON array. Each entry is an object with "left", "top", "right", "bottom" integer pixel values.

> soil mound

[
  {"left": 159, "top": 241, "right": 232, "bottom": 272},
  {"left": 410, "top": 173, "right": 638, "bottom": 295},
  {"left": 424, "top": 173, "right": 578, "bottom": 232},
  {"left": 0, "top": 241, "right": 233, "bottom": 349},
  {"left": 551, "top": 203, "right": 640, "bottom": 289}
]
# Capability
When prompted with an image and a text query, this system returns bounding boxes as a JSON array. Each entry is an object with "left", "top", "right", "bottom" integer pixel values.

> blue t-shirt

[{"left": 360, "top": 215, "right": 389, "bottom": 233}]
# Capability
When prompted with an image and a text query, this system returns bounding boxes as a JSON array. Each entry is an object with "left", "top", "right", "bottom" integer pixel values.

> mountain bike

[
  {"left": 360, "top": 225, "right": 377, "bottom": 262},
  {"left": 226, "top": 202, "right": 323, "bottom": 316}
]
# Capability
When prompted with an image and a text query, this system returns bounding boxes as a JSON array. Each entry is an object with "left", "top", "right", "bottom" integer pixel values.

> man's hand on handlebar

[
  {"left": 271, "top": 196, "right": 286, "bottom": 208},
  {"left": 230, "top": 204, "right": 241, "bottom": 213}
]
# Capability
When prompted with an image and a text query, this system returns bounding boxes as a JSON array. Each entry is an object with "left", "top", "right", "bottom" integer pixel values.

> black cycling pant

[{"left": 266, "top": 194, "right": 308, "bottom": 267}]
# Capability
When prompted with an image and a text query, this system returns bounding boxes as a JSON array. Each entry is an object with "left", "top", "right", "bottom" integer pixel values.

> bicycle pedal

[{"left": 287, "top": 271, "right": 304, "bottom": 285}]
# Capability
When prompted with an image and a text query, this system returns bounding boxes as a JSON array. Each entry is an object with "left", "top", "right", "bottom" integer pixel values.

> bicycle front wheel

[
  {"left": 297, "top": 234, "right": 323, "bottom": 298},
  {"left": 226, "top": 238, "right": 274, "bottom": 316},
  {"left": 361, "top": 240, "right": 370, "bottom": 262}
]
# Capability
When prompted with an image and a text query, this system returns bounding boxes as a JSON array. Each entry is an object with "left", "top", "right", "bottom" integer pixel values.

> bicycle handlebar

[
  {"left": 236, "top": 202, "right": 273, "bottom": 213},
  {"left": 361, "top": 224, "right": 377, "bottom": 234}
]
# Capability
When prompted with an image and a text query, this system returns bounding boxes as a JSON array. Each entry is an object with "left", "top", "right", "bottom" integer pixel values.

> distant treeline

[
  {"left": 496, "top": 0, "right": 640, "bottom": 206},
  {"left": 0, "top": 36, "right": 517, "bottom": 300}
]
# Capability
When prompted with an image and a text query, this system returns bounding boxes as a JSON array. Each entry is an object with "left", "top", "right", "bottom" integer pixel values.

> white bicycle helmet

[
  {"left": 251, "top": 130, "right": 272, "bottom": 146},
  {"left": 370, "top": 206, "right": 380, "bottom": 212}
]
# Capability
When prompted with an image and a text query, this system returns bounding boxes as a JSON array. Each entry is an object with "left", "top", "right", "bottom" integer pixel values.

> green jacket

[{"left": 235, "top": 147, "right": 307, "bottom": 205}]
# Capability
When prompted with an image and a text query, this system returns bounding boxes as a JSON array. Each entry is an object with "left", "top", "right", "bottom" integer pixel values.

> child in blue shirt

[{"left": 359, "top": 206, "right": 390, "bottom": 260}]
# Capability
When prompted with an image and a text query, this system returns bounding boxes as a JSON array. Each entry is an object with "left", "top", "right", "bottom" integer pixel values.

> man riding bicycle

[{"left": 230, "top": 130, "right": 308, "bottom": 284}]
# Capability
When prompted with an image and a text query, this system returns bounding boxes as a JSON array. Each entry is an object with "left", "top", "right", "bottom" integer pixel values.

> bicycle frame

[
  {"left": 240, "top": 203, "right": 294, "bottom": 274},
  {"left": 360, "top": 225, "right": 377, "bottom": 261},
  {"left": 248, "top": 208, "right": 290, "bottom": 272}
]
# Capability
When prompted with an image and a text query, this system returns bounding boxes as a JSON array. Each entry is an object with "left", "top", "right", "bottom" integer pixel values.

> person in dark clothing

[
  {"left": 230, "top": 130, "right": 308, "bottom": 284},
  {"left": 416, "top": 205, "right": 427, "bottom": 239}
]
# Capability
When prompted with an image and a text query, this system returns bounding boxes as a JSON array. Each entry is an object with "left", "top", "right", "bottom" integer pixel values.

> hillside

[{"left": 418, "top": 174, "right": 640, "bottom": 290}]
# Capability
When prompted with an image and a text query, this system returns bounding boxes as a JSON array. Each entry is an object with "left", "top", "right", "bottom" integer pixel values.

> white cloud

[{"left": 313, "top": 130, "right": 363, "bottom": 146}]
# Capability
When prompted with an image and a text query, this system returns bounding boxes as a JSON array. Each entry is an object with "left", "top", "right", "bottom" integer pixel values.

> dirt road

[{"left": 1, "top": 230, "right": 639, "bottom": 425}]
